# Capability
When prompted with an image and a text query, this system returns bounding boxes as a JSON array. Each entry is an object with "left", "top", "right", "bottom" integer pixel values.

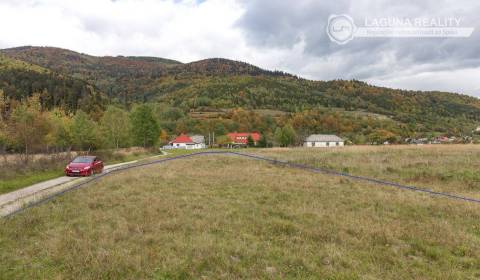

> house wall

[
  {"left": 304, "top": 141, "right": 344, "bottom": 147},
  {"left": 170, "top": 143, "right": 206, "bottom": 149},
  {"left": 173, "top": 143, "right": 188, "bottom": 149},
  {"left": 193, "top": 143, "right": 206, "bottom": 149}
]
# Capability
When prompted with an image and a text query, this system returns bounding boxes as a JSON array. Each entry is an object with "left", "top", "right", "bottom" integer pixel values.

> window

[
  {"left": 326, "top": 142, "right": 330, "bottom": 147},
  {"left": 336, "top": 142, "right": 339, "bottom": 146},
  {"left": 72, "top": 157, "right": 94, "bottom": 163}
]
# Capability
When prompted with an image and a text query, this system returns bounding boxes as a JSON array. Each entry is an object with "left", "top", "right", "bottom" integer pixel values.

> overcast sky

[{"left": 0, "top": 0, "right": 479, "bottom": 97}]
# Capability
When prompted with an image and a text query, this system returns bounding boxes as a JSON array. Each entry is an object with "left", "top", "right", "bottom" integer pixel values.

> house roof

[
  {"left": 190, "top": 135, "right": 205, "bottom": 144},
  {"left": 305, "top": 134, "right": 344, "bottom": 142},
  {"left": 227, "top": 132, "right": 261, "bottom": 144},
  {"left": 171, "top": 134, "right": 193, "bottom": 144},
  {"left": 171, "top": 134, "right": 206, "bottom": 144}
]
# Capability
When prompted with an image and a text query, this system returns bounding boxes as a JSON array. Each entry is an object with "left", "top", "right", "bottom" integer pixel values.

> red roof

[
  {"left": 171, "top": 134, "right": 194, "bottom": 144},
  {"left": 227, "top": 132, "right": 261, "bottom": 144}
]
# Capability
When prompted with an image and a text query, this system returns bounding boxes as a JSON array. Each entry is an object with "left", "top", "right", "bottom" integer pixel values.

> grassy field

[
  {"left": 256, "top": 145, "right": 480, "bottom": 199},
  {"left": 1, "top": 145, "right": 480, "bottom": 279}
]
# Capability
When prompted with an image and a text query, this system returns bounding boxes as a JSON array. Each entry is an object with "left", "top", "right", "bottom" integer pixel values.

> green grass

[
  {"left": 0, "top": 169, "right": 63, "bottom": 194},
  {"left": 1, "top": 146, "right": 480, "bottom": 279}
]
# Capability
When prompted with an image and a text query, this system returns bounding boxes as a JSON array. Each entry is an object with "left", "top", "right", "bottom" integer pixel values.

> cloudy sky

[{"left": 0, "top": 0, "right": 479, "bottom": 97}]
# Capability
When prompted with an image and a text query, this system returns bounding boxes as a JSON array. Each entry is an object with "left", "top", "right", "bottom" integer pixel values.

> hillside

[
  {"left": 1, "top": 46, "right": 480, "bottom": 135},
  {"left": 0, "top": 54, "right": 105, "bottom": 113},
  {"left": 0, "top": 47, "right": 291, "bottom": 103}
]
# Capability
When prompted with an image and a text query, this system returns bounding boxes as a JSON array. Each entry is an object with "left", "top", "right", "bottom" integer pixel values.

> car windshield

[{"left": 72, "top": 157, "right": 94, "bottom": 163}]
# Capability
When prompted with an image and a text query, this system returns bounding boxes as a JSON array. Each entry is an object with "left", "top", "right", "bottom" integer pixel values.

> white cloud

[
  {"left": 368, "top": 67, "right": 480, "bottom": 97},
  {"left": 0, "top": 0, "right": 479, "bottom": 97},
  {"left": 0, "top": 0, "right": 246, "bottom": 61}
]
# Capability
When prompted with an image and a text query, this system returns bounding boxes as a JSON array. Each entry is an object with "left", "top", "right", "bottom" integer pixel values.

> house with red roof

[
  {"left": 164, "top": 134, "right": 206, "bottom": 149},
  {"left": 227, "top": 132, "right": 261, "bottom": 147}
]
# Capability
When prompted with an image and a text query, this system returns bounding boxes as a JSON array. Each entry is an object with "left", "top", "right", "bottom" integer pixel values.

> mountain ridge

[
  {"left": 0, "top": 46, "right": 479, "bottom": 135},
  {"left": 0, "top": 52, "right": 105, "bottom": 113}
]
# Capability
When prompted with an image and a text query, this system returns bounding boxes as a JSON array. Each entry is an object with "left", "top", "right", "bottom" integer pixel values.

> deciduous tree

[
  {"left": 9, "top": 94, "right": 49, "bottom": 162},
  {"left": 275, "top": 125, "right": 297, "bottom": 147},
  {"left": 45, "top": 109, "right": 72, "bottom": 152},
  {"left": 0, "top": 111, "right": 6, "bottom": 162},
  {"left": 70, "top": 111, "right": 98, "bottom": 151},
  {"left": 0, "top": 90, "right": 7, "bottom": 160},
  {"left": 130, "top": 104, "right": 160, "bottom": 148},
  {"left": 100, "top": 106, "right": 131, "bottom": 149},
  {"left": 159, "top": 129, "right": 169, "bottom": 145}
]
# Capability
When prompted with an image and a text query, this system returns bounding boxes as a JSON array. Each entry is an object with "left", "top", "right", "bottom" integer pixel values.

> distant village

[
  {"left": 163, "top": 132, "right": 344, "bottom": 149},
  {"left": 162, "top": 128, "right": 480, "bottom": 150}
]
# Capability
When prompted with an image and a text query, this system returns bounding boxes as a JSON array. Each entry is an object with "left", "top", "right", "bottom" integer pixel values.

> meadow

[{"left": 1, "top": 145, "right": 480, "bottom": 279}]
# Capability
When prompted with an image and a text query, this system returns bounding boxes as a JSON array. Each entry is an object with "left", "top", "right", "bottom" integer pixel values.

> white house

[
  {"left": 304, "top": 134, "right": 344, "bottom": 148},
  {"left": 165, "top": 134, "right": 206, "bottom": 149}
]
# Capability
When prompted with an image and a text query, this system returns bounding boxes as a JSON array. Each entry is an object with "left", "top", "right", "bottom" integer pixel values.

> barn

[{"left": 304, "top": 134, "right": 344, "bottom": 148}]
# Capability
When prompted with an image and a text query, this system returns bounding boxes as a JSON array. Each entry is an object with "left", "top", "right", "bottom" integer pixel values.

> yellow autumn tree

[{"left": 9, "top": 94, "right": 50, "bottom": 162}]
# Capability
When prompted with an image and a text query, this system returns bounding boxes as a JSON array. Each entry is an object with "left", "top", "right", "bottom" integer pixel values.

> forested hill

[
  {"left": 0, "top": 46, "right": 292, "bottom": 102},
  {"left": 1, "top": 46, "right": 480, "bottom": 135},
  {"left": 0, "top": 54, "right": 105, "bottom": 114}
]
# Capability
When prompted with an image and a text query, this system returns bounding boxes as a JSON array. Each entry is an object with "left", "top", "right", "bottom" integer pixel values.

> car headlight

[{"left": 83, "top": 166, "right": 91, "bottom": 170}]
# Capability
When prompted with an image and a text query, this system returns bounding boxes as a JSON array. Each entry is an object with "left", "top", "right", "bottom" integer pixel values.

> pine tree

[
  {"left": 247, "top": 135, "right": 255, "bottom": 147},
  {"left": 257, "top": 135, "right": 268, "bottom": 148}
]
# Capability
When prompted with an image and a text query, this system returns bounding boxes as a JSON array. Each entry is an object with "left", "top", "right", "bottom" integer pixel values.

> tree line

[
  {"left": 0, "top": 92, "right": 160, "bottom": 161},
  {"left": 2, "top": 90, "right": 478, "bottom": 163}
]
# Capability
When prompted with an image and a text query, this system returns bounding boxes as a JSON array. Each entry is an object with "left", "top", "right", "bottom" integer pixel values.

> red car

[{"left": 65, "top": 156, "right": 104, "bottom": 177}]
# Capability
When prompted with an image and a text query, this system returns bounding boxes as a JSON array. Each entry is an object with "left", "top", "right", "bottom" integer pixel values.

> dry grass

[
  {"left": 1, "top": 146, "right": 480, "bottom": 279},
  {"left": 255, "top": 145, "right": 480, "bottom": 198}
]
